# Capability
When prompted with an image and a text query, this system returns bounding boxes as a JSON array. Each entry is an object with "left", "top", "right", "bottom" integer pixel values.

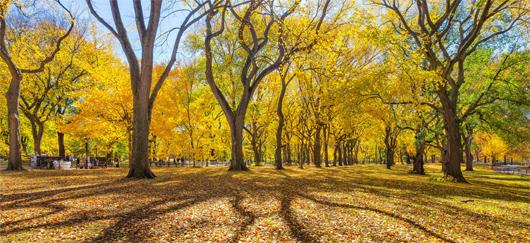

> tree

[
  {"left": 85, "top": 0, "right": 214, "bottom": 178},
  {"left": 204, "top": 0, "right": 299, "bottom": 170},
  {"left": 377, "top": 0, "right": 528, "bottom": 182},
  {"left": 19, "top": 23, "right": 98, "bottom": 155},
  {"left": 0, "top": 0, "right": 73, "bottom": 170}
]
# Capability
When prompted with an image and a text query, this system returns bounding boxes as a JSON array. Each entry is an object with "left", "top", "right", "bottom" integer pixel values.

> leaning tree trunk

[
  {"left": 127, "top": 91, "right": 155, "bottom": 178},
  {"left": 6, "top": 76, "right": 23, "bottom": 170},
  {"left": 57, "top": 132, "right": 65, "bottom": 157},
  {"left": 274, "top": 81, "right": 287, "bottom": 170}
]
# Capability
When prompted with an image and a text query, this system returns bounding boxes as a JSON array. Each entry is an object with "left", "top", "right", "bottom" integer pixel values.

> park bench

[
  {"left": 89, "top": 156, "right": 108, "bottom": 168},
  {"left": 35, "top": 156, "right": 64, "bottom": 169}
]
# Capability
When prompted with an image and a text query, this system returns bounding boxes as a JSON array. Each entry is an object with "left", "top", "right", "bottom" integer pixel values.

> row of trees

[{"left": 1, "top": 0, "right": 528, "bottom": 182}]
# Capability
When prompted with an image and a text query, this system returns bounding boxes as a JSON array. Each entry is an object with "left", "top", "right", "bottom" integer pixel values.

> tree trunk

[
  {"left": 58, "top": 132, "right": 65, "bottom": 157},
  {"left": 30, "top": 120, "right": 44, "bottom": 155},
  {"left": 384, "top": 127, "right": 395, "bottom": 169},
  {"left": 127, "top": 93, "right": 155, "bottom": 178},
  {"left": 6, "top": 76, "right": 23, "bottom": 170},
  {"left": 342, "top": 142, "right": 348, "bottom": 165},
  {"left": 440, "top": 93, "right": 466, "bottom": 182},
  {"left": 412, "top": 129, "right": 425, "bottom": 174},
  {"left": 275, "top": 81, "right": 287, "bottom": 170},
  {"left": 251, "top": 134, "right": 260, "bottom": 166},
  {"left": 353, "top": 140, "right": 360, "bottom": 164},
  {"left": 386, "top": 148, "right": 394, "bottom": 169},
  {"left": 286, "top": 142, "right": 292, "bottom": 165},
  {"left": 338, "top": 141, "right": 343, "bottom": 166},
  {"left": 228, "top": 114, "right": 247, "bottom": 171},
  {"left": 313, "top": 126, "right": 322, "bottom": 167},
  {"left": 464, "top": 128, "right": 474, "bottom": 171},
  {"left": 333, "top": 142, "right": 338, "bottom": 166},
  {"left": 323, "top": 126, "right": 329, "bottom": 167}
]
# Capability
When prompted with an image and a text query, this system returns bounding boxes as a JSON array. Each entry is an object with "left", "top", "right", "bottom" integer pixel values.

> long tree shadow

[
  {"left": 93, "top": 196, "right": 203, "bottom": 241},
  {"left": 279, "top": 195, "right": 318, "bottom": 242},
  {"left": 297, "top": 193, "right": 456, "bottom": 243}
]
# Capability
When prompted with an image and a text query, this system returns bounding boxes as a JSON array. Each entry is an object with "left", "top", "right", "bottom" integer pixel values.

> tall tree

[
  {"left": 377, "top": 0, "right": 528, "bottom": 182},
  {"left": 85, "top": 0, "right": 213, "bottom": 178},
  {"left": 204, "top": 0, "right": 331, "bottom": 170},
  {"left": 204, "top": 0, "right": 298, "bottom": 170},
  {"left": 0, "top": 0, "right": 74, "bottom": 170}
]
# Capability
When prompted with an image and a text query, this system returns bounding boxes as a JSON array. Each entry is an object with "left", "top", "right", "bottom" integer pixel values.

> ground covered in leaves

[{"left": 0, "top": 164, "right": 529, "bottom": 242}]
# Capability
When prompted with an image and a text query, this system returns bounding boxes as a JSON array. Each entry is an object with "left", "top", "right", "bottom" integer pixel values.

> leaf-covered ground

[{"left": 0, "top": 164, "right": 528, "bottom": 242}]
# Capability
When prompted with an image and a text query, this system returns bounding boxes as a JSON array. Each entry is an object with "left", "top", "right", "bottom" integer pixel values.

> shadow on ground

[{"left": 0, "top": 164, "right": 528, "bottom": 242}]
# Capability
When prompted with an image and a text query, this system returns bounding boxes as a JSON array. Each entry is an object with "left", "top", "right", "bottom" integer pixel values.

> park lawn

[{"left": 0, "top": 164, "right": 528, "bottom": 242}]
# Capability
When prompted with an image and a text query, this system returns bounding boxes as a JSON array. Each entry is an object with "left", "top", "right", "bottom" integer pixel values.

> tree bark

[
  {"left": 440, "top": 97, "right": 466, "bottom": 182},
  {"left": 228, "top": 114, "right": 248, "bottom": 171},
  {"left": 384, "top": 127, "right": 396, "bottom": 169},
  {"left": 333, "top": 142, "right": 338, "bottom": 166},
  {"left": 353, "top": 140, "right": 360, "bottom": 164},
  {"left": 274, "top": 80, "right": 288, "bottom": 170},
  {"left": 323, "top": 125, "right": 329, "bottom": 167},
  {"left": 58, "top": 132, "right": 65, "bottom": 157},
  {"left": 338, "top": 141, "right": 343, "bottom": 166},
  {"left": 413, "top": 129, "right": 425, "bottom": 174},
  {"left": 313, "top": 126, "right": 322, "bottom": 167},
  {"left": 127, "top": 91, "right": 155, "bottom": 178},
  {"left": 30, "top": 120, "right": 44, "bottom": 155},
  {"left": 6, "top": 76, "right": 23, "bottom": 170},
  {"left": 464, "top": 127, "right": 474, "bottom": 171}
]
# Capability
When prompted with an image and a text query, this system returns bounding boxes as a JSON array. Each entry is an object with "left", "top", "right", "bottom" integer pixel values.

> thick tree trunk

[
  {"left": 58, "top": 132, "right": 65, "bottom": 157},
  {"left": 229, "top": 114, "right": 247, "bottom": 171},
  {"left": 440, "top": 93, "right": 466, "bottom": 182},
  {"left": 6, "top": 76, "right": 23, "bottom": 170},
  {"left": 127, "top": 94, "right": 155, "bottom": 178}
]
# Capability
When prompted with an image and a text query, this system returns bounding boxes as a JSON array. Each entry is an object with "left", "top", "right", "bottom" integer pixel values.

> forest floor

[{"left": 0, "top": 164, "right": 529, "bottom": 242}]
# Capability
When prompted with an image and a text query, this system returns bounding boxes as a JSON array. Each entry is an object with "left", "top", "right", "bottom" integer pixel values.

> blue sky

[{"left": 63, "top": 0, "right": 195, "bottom": 64}]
